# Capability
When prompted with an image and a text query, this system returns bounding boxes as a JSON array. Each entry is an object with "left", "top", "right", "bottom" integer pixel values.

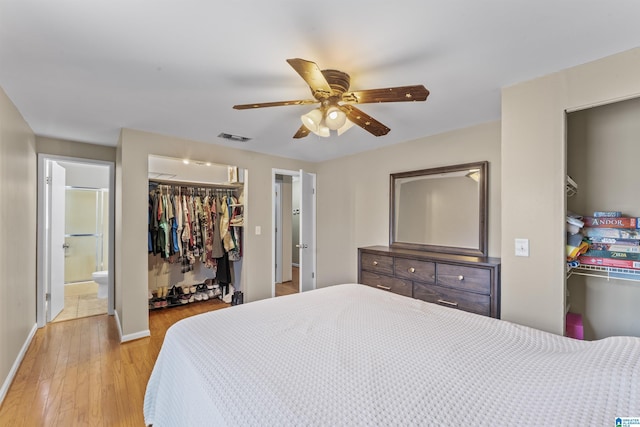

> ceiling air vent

[{"left": 218, "top": 133, "right": 251, "bottom": 142}]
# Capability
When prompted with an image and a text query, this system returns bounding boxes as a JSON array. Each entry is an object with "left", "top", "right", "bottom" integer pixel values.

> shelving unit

[
  {"left": 565, "top": 175, "right": 640, "bottom": 284},
  {"left": 568, "top": 264, "right": 640, "bottom": 282}
]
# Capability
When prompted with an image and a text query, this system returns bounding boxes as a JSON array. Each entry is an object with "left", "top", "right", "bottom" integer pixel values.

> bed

[{"left": 144, "top": 283, "right": 640, "bottom": 426}]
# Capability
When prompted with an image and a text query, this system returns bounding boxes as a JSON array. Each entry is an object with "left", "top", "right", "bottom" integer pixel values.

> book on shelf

[
  {"left": 592, "top": 211, "right": 622, "bottom": 218},
  {"left": 578, "top": 255, "right": 640, "bottom": 270},
  {"left": 582, "top": 217, "right": 640, "bottom": 228},
  {"left": 588, "top": 243, "right": 640, "bottom": 253},
  {"left": 582, "top": 228, "right": 640, "bottom": 239},
  {"left": 583, "top": 250, "right": 640, "bottom": 260},
  {"left": 587, "top": 237, "right": 640, "bottom": 246}
]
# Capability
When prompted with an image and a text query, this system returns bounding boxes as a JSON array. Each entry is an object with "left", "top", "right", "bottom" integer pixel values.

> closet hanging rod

[{"left": 148, "top": 179, "right": 243, "bottom": 189}]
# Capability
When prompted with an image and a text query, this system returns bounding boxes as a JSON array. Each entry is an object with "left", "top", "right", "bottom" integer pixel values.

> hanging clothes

[
  {"left": 149, "top": 182, "right": 243, "bottom": 278},
  {"left": 211, "top": 196, "right": 226, "bottom": 258},
  {"left": 171, "top": 193, "right": 180, "bottom": 255},
  {"left": 215, "top": 252, "right": 232, "bottom": 285},
  {"left": 203, "top": 196, "right": 217, "bottom": 269},
  {"left": 221, "top": 196, "right": 235, "bottom": 252},
  {"left": 148, "top": 193, "right": 154, "bottom": 253}
]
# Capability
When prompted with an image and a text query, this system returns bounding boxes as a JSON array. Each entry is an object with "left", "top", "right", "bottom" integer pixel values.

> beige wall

[
  {"left": 36, "top": 136, "right": 116, "bottom": 162},
  {"left": 501, "top": 47, "right": 640, "bottom": 335},
  {"left": 315, "top": 121, "right": 502, "bottom": 287},
  {"left": 116, "top": 128, "right": 315, "bottom": 338},
  {"left": 0, "top": 87, "right": 37, "bottom": 397}
]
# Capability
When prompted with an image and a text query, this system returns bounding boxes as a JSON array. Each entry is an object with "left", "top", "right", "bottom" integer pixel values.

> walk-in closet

[
  {"left": 147, "top": 156, "right": 245, "bottom": 310},
  {"left": 565, "top": 96, "right": 640, "bottom": 340}
]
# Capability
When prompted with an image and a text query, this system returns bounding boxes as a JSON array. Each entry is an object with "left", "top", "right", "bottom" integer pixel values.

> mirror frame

[{"left": 389, "top": 161, "right": 488, "bottom": 257}]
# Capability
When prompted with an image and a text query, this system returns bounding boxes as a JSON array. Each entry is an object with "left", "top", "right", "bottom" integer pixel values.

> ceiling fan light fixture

[
  {"left": 235, "top": 58, "right": 428, "bottom": 140},
  {"left": 337, "top": 118, "right": 355, "bottom": 136},
  {"left": 301, "top": 108, "right": 323, "bottom": 133},
  {"left": 316, "top": 125, "right": 330, "bottom": 137},
  {"left": 324, "top": 106, "right": 347, "bottom": 130}
]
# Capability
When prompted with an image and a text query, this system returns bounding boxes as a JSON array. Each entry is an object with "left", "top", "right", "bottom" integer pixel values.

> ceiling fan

[{"left": 233, "top": 58, "right": 430, "bottom": 139}]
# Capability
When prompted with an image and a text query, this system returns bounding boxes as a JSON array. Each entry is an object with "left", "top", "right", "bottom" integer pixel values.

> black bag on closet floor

[{"left": 231, "top": 291, "right": 243, "bottom": 306}]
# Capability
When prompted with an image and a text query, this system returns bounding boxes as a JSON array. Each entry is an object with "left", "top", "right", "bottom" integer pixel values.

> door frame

[
  {"left": 271, "top": 168, "right": 316, "bottom": 297},
  {"left": 274, "top": 181, "right": 283, "bottom": 284},
  {"left": 37, "top": 154, "right": 116, "bottom": 327}
]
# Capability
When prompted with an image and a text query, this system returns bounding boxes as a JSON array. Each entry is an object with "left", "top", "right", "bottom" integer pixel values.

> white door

[
  {"left": 48, "top": 161, "right": 66, "bottom": 321},
  {"left": 298, "top": 170, "right": 316, "bottom": 292}
]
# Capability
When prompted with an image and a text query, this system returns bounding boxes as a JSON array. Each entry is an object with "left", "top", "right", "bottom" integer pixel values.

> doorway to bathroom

[{"left": 37, "top": 155, "right": 115, "bottom": 327}]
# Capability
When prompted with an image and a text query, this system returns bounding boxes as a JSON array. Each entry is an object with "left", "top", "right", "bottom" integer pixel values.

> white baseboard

[
  {"left": 121, "top": 329, "right": 151, "bottom": 342},
  {"left": 114, "top": 309, "right": 150, "bottom": 343},
  {"left": 0, "top": 323, "right": 37, "bottom": 407}
]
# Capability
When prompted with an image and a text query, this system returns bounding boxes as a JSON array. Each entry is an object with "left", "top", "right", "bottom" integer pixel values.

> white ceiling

[{"left": 2, "top": 1, "right": 640, "bottom": 163}]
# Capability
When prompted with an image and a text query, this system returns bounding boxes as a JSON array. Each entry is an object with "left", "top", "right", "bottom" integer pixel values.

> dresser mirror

[{"left": 390, "top": 161, "right": 488, "bottom": 257}]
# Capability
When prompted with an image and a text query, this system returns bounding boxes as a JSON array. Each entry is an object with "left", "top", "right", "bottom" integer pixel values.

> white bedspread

[{"left": 144, "top": 284, "right": 640, "bottom": 426}]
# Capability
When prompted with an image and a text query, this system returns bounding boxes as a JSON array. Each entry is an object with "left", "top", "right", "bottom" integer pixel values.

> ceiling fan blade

[
  {"left": 338, "top": 105, "right": 390, "bottom": 137},
  {"left": 293, "top": 125, "right": 311, "bottom": 139},
  {"left": 233, "top": 99, "right": 317, "bottom": 110},
  {"left": 286, "top": 58, "right": 333, "bottom": 99},
  {"left": 342, "top": 85, "right": 429, "bottom": 104}
]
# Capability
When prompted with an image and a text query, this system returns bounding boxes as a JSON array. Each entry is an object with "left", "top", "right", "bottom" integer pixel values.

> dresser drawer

[
  {"left": 395, "top": 257, "right": 435, "bottom": 284},
  {"left": 360, "top": 252, "right": 394, "bottom": 275},
  {"left": 437, "top": 263, "right": 491, "bottom": 295},
  {"left": 360, "top": 271, "right": 412, "bottom": 297},
  {"left": 413, "top": 282, "right": 491, "bottom": 317}
]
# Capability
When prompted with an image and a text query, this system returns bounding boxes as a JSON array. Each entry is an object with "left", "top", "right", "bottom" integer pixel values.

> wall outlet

[{"left": 515, "top": 238, "right": 529, "bottom": 257}]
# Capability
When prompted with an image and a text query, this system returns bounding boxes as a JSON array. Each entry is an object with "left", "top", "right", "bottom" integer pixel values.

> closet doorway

[
  {"left": 37, "top": 155, "right": 115, "bottom": 327},
  {"left": 272, "top": 169, "right": 316, "bottom": 297}
]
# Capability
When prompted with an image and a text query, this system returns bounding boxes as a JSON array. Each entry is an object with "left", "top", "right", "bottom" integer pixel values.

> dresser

[{"left": 358, "top": 246, "right": 501, "bottom": 318}]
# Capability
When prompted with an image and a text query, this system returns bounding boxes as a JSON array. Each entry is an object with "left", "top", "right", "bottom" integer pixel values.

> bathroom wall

[{"left": 64, "top": 188, "right": 109, "bottom": 282}]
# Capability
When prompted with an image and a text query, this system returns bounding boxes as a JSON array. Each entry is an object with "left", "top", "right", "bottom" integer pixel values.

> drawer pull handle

[
  {"left": 373, "top": 261, "right": 378, "bottom": 266},
  {"left": 437, "top": 299, "right": 458, "bottom": 307},
  {"left": 458, "top": 275, "right": 464, "bottom": 281},
  {"left": 408, "top": 267, "right": 415, "bottom": 273},
  {"left": 376, "top": 285, "right": 392, "bottom": 291}
]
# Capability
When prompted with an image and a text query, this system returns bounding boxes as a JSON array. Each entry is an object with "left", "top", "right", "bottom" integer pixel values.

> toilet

[{"left": 92, "top": 270, "right": 109, "bottom": 299}]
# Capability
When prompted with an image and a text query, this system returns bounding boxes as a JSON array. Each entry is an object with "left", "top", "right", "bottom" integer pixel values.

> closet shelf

[
  {"left": 149, "top": 178, "right": 243, "bottom": 189},
  {"left": 568, "top": 264, "right": 640, "bottom": 283}
]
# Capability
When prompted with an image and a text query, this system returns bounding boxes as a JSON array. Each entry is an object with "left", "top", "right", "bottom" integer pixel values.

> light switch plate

[
  {"left": 515, "top": 238, "right": 529, "bottom": 257},
  {"left": 255, "top": 226, "right": 261, "bottom": 235}
]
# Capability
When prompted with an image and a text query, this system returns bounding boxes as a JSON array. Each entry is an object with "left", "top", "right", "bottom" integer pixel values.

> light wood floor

[
  {"left": 53, "top": 281, "right": 108, "bottom": 323},
  {"left": 275, "top": 266, "right": 299, "bottom": 297},
  {"left": 0, "top": 300, "right": 229, "bottom": 426}
]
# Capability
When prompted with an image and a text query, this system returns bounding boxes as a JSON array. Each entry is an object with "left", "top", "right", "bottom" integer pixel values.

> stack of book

[
  {"left": 566, "top": 214, "right": 587, "bottom": 264},
  {"left": 579, "top": 211, "right": 640, "bottom": 269}
]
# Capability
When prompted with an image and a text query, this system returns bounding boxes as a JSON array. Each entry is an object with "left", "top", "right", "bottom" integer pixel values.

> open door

[
  {"left": 298, "top": 170, "right": 316, "bottom": 292},
  {"left": 48, "top": 161, "right": 66, "bottom": 321}
]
